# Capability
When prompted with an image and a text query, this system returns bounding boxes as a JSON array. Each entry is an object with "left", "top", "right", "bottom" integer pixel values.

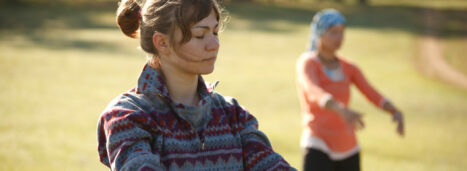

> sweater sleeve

[
  {"left": 349, "top": 64, "right": 386, "bottom": 108},
  {"left": 297, "top": 57, "right": 333, "bottom": 108},
  {"left": 231, "top": 100, "right": 296, "bottom": 171},
  {"left": 97, "top": 109, "right": 166, "bottom": 171}
]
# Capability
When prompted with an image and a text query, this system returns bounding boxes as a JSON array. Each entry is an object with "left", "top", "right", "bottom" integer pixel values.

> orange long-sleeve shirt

[{"left": 296, "top": 52, "right": 386, "bottom": 154}]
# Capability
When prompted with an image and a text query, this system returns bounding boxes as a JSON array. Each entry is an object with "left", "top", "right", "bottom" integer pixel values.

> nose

[{"left": 206, "top": 35, "right": 219, "bottom": 52}]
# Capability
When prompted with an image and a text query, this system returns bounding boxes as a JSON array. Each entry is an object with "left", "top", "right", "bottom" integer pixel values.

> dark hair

[{"left": 116, "top": 0, "right": 223, "bottom": 56}]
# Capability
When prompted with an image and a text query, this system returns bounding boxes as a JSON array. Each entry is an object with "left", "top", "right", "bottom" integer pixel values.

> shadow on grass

[
  {"left": 0, "top": 2, "right": 133, "bottom": 54},
  {"left": 0, "top": 1, "right": 465, "bottom": 52},
  {"left": 14, "top": 32, "right": 126, "bottom": 53},
  {"left": 0, "top": 3, "right": 116, "bottom": 30},
  {"left": 225, "top": 2, "right": 467, "bottom": 37}
]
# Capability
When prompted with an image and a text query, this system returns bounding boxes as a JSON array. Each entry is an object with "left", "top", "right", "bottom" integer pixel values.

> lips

[{"left": 202, "top": 56, "right": 216, "bottom": 62}]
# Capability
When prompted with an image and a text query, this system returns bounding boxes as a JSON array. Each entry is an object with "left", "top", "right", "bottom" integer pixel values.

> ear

[{"left": 153, "top": 32, "right": 170, "bottom": 55}]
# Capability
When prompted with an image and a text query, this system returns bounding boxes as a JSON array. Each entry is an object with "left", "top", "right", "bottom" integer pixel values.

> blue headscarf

[{"left": 308, "top": 9, "right": 346, "bottom": 52}]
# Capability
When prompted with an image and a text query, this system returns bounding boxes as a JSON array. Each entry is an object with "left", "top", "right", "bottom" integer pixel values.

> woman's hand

[
  {"left": 338, "top": 107, "right": 365, "bottom": 130},
  {"left": 326, "top": 99, "right": 364, "bottom": 130},
  {"left": 392, "top": 111, "right": 404, "bottom": 137},
  {"left": 382, "top": 101, "right": 405, "bottom": 137}
]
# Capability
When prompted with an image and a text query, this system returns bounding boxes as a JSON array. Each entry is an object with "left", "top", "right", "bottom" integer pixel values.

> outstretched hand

[
  {"left": 326, "top": 99, "right": 365, "bottom": 130},
  {"left": 339, "top": 107, "right": 365, "bottom": 130},
  {"left": 392, "top": 111, "right": 404, "bottom": 137},
  {"left": 382, "top": 101, "right": 405, "bottom": 137}
]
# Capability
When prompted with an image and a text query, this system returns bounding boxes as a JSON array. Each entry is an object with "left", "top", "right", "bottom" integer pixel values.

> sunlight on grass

[{"left": 443, "top": 38, "right": 467, "bottom": 76}]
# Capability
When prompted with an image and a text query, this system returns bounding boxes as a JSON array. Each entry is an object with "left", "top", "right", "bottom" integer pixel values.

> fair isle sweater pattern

[{"left": 97, "top": 64, "right": 296, "bottom": 171}]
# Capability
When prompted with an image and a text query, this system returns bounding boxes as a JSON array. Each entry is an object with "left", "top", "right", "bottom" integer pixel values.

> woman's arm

[
  {"left": 350, "top": 64, "right": 404, "bottom": 136},
  {"left": 98, "top": 109, "right": 166, "bottom": 171},
  {"left": 325, "top": 98, "right": 365, "bottom": 130},
  {"left": 297, "top": 57, "right": 333, "bottom": 107},
  {"left": 349, "top": 65, "right": 386, "bottom": 107},
  {"left": 230, "top": 99, "right": 296, "bottom": 171}
]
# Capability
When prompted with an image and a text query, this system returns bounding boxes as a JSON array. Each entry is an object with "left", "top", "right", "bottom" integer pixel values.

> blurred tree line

[
  {"left": 2, "top": 0, "right": 368, "bottom": 6},
  {"left": 232, "top": 0, "right": 368, "bottom": 5}
]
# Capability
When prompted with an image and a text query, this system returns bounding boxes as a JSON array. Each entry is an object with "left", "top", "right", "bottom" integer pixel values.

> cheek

[
  {"left": 328, "top": 36, "right": 342, "bottom": 46},
  {"left": 320, "top": 37, "right": 332, "bottom": 47},
  {"left": 178, "top": 43, "right": 203, "bottom": 59}
]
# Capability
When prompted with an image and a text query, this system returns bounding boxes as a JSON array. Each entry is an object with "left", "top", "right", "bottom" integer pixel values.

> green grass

[{"left": 1, "top": 1, "right": 467, "bottom": 171}]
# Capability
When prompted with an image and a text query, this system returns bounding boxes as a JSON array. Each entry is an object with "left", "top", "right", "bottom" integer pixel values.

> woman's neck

[
  {"left": 159, "top": 63, "right": 200, "bottom": 106},
  {"left": 317, "top": 49, "right": 339, "bottom": 68}
]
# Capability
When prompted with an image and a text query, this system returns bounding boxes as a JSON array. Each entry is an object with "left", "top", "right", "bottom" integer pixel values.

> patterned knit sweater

[{"left": 97, "top": 64, "right": 296, "bottom": 171}]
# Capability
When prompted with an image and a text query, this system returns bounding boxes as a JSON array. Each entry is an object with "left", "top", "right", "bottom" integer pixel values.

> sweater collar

[{"left": 136, "top": 63, "right": 218, "bottom": 104}]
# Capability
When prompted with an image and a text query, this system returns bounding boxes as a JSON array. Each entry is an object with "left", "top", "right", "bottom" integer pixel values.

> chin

[
  {"left": 188, "top": 64, "right": 215, "bottom": 75},
  {"left": 335, "top": 43, "right": 343, "bottom": 50},
  {"left": 199, "top": 67, "right": 215, "bottom": 75}
]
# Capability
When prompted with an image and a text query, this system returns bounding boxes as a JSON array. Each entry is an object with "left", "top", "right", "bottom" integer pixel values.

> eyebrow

[{"left": 193, "top": 23, "right": 219, "bottom": 30}]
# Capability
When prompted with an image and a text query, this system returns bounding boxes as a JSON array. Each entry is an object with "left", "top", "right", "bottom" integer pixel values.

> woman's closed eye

[
  {"left": 195, "top": 32, "right": 218, "bottom": 39},
  {"left": 195, "top": 34, "right": 205, "bottom": 39}
]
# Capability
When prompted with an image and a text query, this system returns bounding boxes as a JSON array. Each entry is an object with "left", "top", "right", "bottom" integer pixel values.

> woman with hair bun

[
  {"left": 97, "top": 0, "right": 296, "bottom": 170},
  {"left": 296, "top": 9, "right": 405, "bottom": 171}
]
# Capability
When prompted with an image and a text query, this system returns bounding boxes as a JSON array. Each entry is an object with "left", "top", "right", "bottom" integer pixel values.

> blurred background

[{"left": 1, "top": 0, "right": 466, "bottom": 170}]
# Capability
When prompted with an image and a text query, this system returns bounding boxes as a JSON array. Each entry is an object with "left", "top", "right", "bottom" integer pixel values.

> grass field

[
  {"left": 0, "top": 1, "right": 466, "bottom": 171},
  {"left": 443, "top": 37, "right": 467, "bottom": 76}
]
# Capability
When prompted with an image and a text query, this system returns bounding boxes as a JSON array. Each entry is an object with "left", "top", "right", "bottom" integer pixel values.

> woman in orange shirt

[{"left": 296, "top": 9, "right": 405, "bottom": 171}]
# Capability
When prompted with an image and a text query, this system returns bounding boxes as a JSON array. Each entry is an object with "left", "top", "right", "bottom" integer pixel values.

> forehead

[
  {"left": 327, "top": 24, "right": 345, "bottom": 31},
  {"left": 192, "top": 10, "right": 218, "bottom": 27}
]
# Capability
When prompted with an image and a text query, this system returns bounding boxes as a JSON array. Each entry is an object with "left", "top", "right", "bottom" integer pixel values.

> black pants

[{"left": 303, "top": 148, "right": 360, "bottom": 171}]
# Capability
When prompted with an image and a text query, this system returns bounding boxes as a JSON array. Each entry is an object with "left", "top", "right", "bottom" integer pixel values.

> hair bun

[{"left": 116, "top": 0, "right": 141, "bottom": 38}]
